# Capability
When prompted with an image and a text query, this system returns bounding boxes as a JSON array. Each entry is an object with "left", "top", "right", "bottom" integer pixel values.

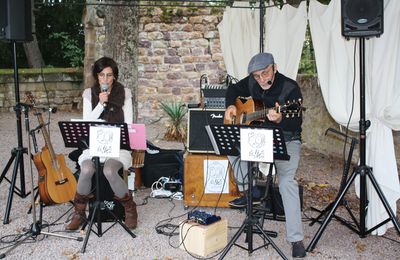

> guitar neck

[
  {"left": 246, "top": 107, "right": 274, "bottom": 122},
  {"left": 35, "top": 111, "right": 58, "bottom": 164}
]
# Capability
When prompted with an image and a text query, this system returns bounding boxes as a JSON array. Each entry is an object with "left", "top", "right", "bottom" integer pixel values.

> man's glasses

[
  {"left": 253, "top": 67, "right": 273, "bottom": 81},
  {"left": 98, "top": 72, "right": 114, "bottom": 79}
]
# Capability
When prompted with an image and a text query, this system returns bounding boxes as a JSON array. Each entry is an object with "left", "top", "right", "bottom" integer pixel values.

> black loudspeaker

[
  {"left": 341, "top": 0, "right": 383, "bottom": 38},
  {"left": 0, "top": 0, "right": 33, "bottom": 41},
  {"left": 187, "top": 108, "right": 224, "bottom": 153}
]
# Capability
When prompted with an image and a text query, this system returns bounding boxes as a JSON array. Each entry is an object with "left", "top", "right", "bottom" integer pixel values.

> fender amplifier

[{"left": 187, "top": 108, "right": 224, "bottom": 153}]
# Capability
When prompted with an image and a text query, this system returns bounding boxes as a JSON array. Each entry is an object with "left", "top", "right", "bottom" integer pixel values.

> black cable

[{"left": 341, "top": 39, "right": 357, "bottom": 179}]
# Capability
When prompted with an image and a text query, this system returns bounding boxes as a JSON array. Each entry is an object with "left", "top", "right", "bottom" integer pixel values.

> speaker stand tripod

[
  {"left": 0, "top": 41, "right": 30, "bottom": 224},
  {"left": 307, "top": 37, "right": 400, "bottom": 252}
]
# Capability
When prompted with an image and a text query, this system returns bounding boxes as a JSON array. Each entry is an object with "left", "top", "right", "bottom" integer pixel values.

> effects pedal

[{"left": 188, "top": 210, "right": 221, "bottom": 225}]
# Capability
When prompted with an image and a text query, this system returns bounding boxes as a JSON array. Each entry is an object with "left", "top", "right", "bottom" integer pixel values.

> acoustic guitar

[
  {"left": 224, "top": 97, "right": 304, "bottom": 125},
  {"left": 26, "top": 92, "right": 77, "bottom": 205}
]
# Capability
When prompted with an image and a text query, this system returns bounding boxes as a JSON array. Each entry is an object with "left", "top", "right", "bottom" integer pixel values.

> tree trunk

[
  {"left": 103, "top": 3, "right": 139, "bottom": 120},
  {"left": 23, "top": 0, "right": 44, "bottom": 67}
]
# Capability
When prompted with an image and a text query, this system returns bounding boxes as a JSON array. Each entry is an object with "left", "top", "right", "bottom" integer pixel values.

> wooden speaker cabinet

[{"left": 184, "top": 153, "right": 240, "bottom": 207}]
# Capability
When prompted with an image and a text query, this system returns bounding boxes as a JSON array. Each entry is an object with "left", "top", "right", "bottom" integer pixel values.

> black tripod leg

[
  {"left": 309, "top": 203, "right": 334, "bottom": 226},
  {"left": 0, "top": 151, "right": 17, "bottom": 183},
  {"left": 0, "top": 231, "right": 34, "bottom": 258},
  {"left": 365, "top": 171, "right": 400, "bottom": 234},
  {"left": 103, "top": 207, "right": 136, "bottom": 238},
  {"left": 81, "top": 204, "right": 99, "bottom": 253},
  {"left": 254, "top": 223, "right": 288, "bottom": 260},
  {"left": 3, "top": 150, "right": 23, "bottom": 224},
  {"left": 307, "top": 168, "right": 359, "bottom": 252},
  {"left": 218, "top": 220, "right": 248, "bottom": 259}
]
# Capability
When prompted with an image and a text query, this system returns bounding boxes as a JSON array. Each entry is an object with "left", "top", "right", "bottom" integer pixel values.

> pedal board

[{"left": 188, "top": 210, "right": 221, "bottom": 225}]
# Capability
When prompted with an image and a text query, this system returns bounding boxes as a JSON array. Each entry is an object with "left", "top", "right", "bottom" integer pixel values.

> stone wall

[
  {"left": 0, "top": 69, "right": 83, "bottom": 112},
  {"left": 137, "top": 6, "right": 226, "bottom": 123}
]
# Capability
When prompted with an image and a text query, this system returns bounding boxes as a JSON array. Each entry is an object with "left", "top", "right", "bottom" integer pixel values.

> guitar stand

[
  {"left": 57, "top": 121, "right": 136, "bottom": 253},
  {"left": 0, "top": 104, "right": 82, "bottom": 259},
  {"left": 309, "top": 128, "right": 358, "bottom": 227}
]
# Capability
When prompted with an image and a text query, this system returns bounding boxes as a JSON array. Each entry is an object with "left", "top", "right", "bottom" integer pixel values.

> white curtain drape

[
  {"left": 309, "top": 0, "right": 400, "bottom": 235},
  {"left": 264, "top": 1, "right": 308, "bottom": 80},
  {"left": 218, "top": 2, "right": 260, "bottom": 80},
  {"left": 218, "top": 1, "right": 307, "bottom": 80}
]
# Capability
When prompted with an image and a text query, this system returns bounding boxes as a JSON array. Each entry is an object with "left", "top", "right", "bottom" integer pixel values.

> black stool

[{"left": 88, "top": 163, "right": 125, "bottom": 223}]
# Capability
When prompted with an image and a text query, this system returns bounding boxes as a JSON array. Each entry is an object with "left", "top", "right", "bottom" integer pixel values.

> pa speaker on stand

[
  {"left": 0, "top": 0, "right": 33, "bottom": 42},
  {"left": 341, "top": 0, "right": 383, "bottom": 38}
]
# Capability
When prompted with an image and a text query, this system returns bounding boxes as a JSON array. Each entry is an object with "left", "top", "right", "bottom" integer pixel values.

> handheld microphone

[
  {"left": 101, "top": 84, "right": 108, "bottom": 93},
  {"left": 101, "top": 84, "right": 108, "bottom": 107}
]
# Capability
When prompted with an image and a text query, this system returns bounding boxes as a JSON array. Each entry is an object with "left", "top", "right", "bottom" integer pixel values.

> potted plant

[{"left": 159, "top": 101, "right": 187, "bottom": 142}]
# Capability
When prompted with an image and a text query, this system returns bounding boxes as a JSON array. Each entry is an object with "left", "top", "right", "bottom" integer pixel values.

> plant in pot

[{"left": 159, "top": 101, "right": 188, "bottom": 142}]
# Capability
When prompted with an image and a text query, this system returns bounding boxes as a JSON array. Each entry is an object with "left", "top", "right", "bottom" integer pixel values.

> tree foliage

[
  {"left": 0, "top": 0, "right": 85, "bottom": 68},
  {"left": 35, "top": 0, "right": 85, "bottom": 67}
]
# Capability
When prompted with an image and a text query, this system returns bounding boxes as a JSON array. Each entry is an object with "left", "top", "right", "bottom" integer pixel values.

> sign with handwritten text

[
  {"left": 203, "top": 160, "right": 229, "bottom": 194},
  {"left": 240, "top": 128, "right": 273, "bottom": 163},
  {"left": 89, "top": 126, "right": 120, "bottom": 158}
]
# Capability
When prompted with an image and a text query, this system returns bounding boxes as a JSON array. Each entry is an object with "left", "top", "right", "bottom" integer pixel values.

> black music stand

[
  {"left": 58, "top": 121, "right": 136, "bottom": 253},
  {"left": 309, "top": 128, "right": 358, "bottom": 227},
  {"left": 206, "top": 124, "right": 288, "bottom": 260}
]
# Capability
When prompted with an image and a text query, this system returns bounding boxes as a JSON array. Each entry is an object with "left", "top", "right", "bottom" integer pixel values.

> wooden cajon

[{"left": 179, "top": 218, "right": 228, "bottom": 257}]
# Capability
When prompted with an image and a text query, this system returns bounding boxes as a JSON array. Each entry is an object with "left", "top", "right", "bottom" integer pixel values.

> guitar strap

[{"left": 277, "top": 83, "right": 295, "bottom": 105}]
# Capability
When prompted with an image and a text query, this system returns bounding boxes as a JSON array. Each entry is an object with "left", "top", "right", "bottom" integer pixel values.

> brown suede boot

[
  {"left": 114, "top": 193, "right": 138, "bottom": 229},
  {"left": 65, "top": 193, "right": 93, "bottom": 231}
]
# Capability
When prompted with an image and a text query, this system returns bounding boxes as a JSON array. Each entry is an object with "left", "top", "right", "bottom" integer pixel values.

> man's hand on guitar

[
  {"left": 267, "top": 102, "right": 282, "bottom": 123},
  {"left": 225, "top": 105, "right": 237, "bottom": 124}
]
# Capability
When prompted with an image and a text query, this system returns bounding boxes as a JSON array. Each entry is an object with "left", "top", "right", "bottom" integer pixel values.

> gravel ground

[{"left": 0, "top": 110, "right": 399, "bottom": 260}]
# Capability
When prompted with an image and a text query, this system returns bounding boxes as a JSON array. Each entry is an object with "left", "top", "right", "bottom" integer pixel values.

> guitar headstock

[
  {"left": 24, "top": 91, "right": 36, "bottom": 106},
  {"left": 280, "top": 99, "right": 305, "bottom": 118}
]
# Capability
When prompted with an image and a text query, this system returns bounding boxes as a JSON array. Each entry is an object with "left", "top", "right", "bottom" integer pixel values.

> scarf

[{"left": 91, "top": 81, "right": 125, "bottom": 123}]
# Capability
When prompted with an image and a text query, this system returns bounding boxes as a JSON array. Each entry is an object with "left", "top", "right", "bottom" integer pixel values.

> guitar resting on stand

[
  {"left": 0, "top": 95, "right": 81, "bottom": 259},
  {"left": 25, "top": 92, "right": 77, "bottom": 205}
]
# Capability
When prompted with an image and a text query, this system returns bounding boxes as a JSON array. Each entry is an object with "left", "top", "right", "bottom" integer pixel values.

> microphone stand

[{"left": 0, "top": 105, "right": 82, "bottom": 259}]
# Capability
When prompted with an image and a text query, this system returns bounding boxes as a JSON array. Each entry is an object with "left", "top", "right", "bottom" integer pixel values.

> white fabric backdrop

[
  {"left": 264, "top": 1, "right": 308, "bottom": 80},
  {"left": 218, "top": 1, "right": 307, "bottom": 80},
  {"left": 309, "top": 0, "right": 400, "bottom": 235},
  {"left": 218, "top": 2, "right": 260, "bottom": 80}
]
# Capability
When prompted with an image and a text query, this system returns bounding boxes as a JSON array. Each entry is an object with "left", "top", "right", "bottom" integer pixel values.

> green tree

[{"left": 35, "top": 0, "right": 85, "bottom": 67}]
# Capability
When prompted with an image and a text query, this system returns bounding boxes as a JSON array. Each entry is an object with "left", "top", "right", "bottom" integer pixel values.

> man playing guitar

[{"left": 224, "top": 52, "right": 306, "bottom": 258}]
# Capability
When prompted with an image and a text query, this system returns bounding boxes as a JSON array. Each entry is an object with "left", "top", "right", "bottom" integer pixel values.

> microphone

[
  {"left": 101, "top": 84, "right": 108, "bottom": 107},
  {"left": 101, "top": 84, "right": 108, "bottom": 93},
  {"left": 267, "top": 80, "right": 273, "bottom": 85}
]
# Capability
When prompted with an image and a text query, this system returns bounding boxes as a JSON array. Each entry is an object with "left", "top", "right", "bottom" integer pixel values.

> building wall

[{"left": 0, "top": 69, "right": 83, "bottom": 112}]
